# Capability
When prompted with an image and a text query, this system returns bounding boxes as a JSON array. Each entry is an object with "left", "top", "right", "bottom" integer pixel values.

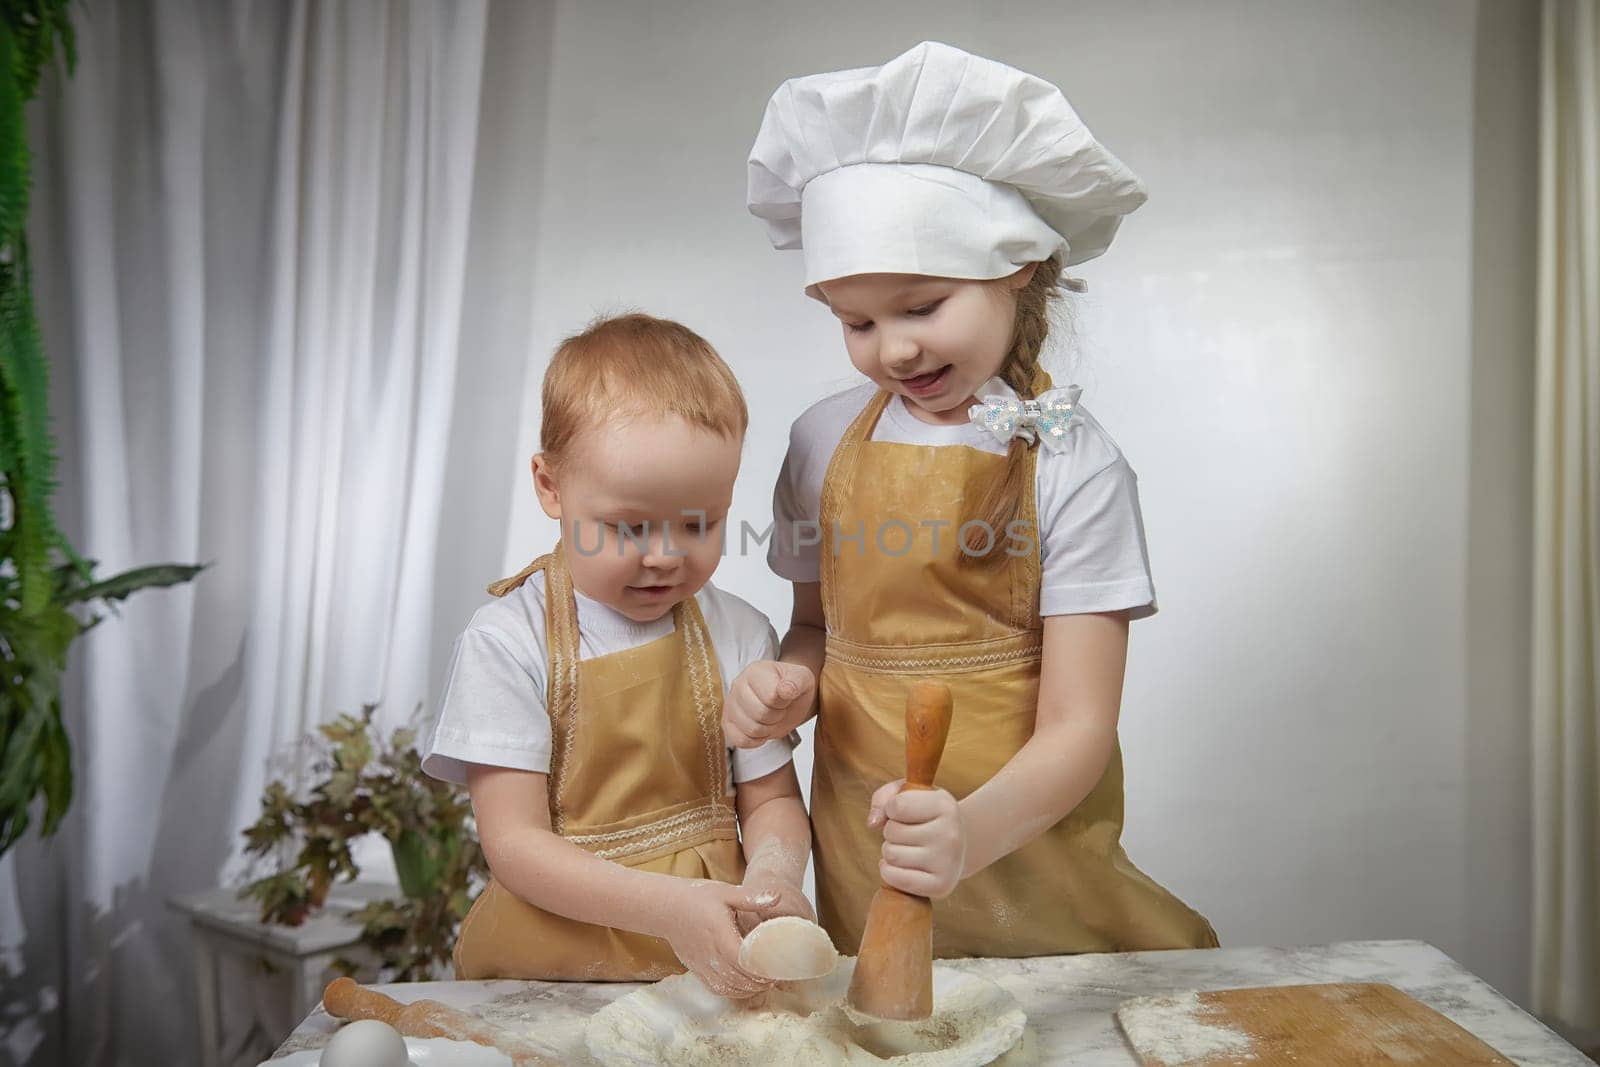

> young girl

[
  {"left": 726, "top": 42, "right": 1219, "bottom": 957},
  {"left": 424, "top": 314, "right": 812, "bottom": 997}
]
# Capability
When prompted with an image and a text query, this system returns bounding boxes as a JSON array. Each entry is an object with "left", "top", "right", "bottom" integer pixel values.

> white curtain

[
  {"left": 1532, "top": 0, "right": 1600, "bottom": 1035},
  {"left": 2, "top": 1, "right": 547, "bottom": 1063}
]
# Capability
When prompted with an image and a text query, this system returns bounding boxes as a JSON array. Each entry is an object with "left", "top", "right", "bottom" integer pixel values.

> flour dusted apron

[
  {"left": 811, "top": 387, "right": 1218, "bottom": 957},
  {"left": 453, "top": 546, "right": 744, "bottom": 980}
]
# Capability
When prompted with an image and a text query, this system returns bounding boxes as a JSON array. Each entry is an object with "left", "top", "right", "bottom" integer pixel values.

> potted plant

[{"left": 239, "top": 705, "right": 488, "bottom": 981}]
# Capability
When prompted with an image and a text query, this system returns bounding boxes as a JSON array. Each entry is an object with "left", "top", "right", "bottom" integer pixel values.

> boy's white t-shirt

[
  {"left": 423, "top": 574, "right": 796, "bottom": 791},
  {"left": 770, "top": 382, "right": 1158, "bottom": 619}
]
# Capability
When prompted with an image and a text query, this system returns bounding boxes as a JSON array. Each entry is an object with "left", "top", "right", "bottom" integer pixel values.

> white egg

[{"left": 318, "top": 1019, "right": 412, "bottom": 1067}]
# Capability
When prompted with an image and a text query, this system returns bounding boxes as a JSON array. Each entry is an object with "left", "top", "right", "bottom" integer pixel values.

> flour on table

[
  {"left": 479, "top": 981, "right": 619, "bottom": 1063},
  {"left": 1117, "top": 991, "right": 1256, "bottom": 1064},
  {"left": 587, "top": 958, "right": 1026, "bottom": 1066}
]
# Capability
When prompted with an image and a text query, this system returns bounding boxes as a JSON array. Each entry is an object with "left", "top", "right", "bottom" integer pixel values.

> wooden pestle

[
  {"left": 321, "top": 977, "right": 558, "bottom": 1067},
  {"left": 846, "top": 681, "right": 953, "bottom": 1020}
]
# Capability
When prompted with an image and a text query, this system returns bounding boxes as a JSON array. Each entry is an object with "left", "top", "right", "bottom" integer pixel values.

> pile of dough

[{"left": 738, "top": 917, "right": 839, "bottom": 981}]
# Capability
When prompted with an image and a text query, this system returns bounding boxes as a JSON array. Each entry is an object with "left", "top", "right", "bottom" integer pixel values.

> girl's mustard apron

[
  {"left": 812, "top": 388, "right": 1218, "bottom": 957},
  {"left": 453, "top": 546, "right": 745, "bottom": 980}
]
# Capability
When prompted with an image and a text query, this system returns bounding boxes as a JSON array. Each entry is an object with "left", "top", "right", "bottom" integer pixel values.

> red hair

[{"left": 539, "top": 313, "right": 747, "bottom": 469}]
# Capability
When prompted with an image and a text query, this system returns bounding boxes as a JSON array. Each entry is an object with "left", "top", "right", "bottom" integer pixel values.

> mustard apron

[
  {"left": 453, "top": 546, "right": 745, "bottom": 980},
  {"left": 811, "top": 388, "right": 1219, "bottom": 957}
]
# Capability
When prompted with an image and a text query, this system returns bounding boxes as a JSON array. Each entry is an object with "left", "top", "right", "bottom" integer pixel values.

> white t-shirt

[
  {"left": 770, "top": 382, "right": 1158, "bottom": 619},
  {"left": 422, "top": 573, "right": 796, "bottom": 790}
]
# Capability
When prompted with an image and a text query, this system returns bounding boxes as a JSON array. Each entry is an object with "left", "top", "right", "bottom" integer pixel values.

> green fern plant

[{"left": 0, "top": 1, "right": 205, "bottom": 857}]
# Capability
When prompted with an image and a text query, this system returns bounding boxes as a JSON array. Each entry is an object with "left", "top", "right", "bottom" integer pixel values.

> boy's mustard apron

[
  {"left": 453, "top": 546, "right": 745, "bottom": 980},
  {"left": 812, "top": 388, "right": 1219, "bottom": 957}
]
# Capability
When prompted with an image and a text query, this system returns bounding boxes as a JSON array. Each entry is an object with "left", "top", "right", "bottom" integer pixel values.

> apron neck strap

[{"left": 543, "top": 542, "right": 707, "bottom": 694}]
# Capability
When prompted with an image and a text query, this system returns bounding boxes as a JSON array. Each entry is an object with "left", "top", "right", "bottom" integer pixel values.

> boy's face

[{"left": 533, "top": 413, "right": 740, "bottom": 622}]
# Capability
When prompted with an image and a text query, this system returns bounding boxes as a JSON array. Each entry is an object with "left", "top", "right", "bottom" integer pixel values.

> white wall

[{"left": 473, "top": 0, "right": 1537, "bottom": 1003}]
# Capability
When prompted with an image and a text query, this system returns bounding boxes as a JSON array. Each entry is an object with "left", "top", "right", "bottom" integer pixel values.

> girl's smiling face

[{"left": 817, "top": 265, "right": 1037, "bottom": 425}]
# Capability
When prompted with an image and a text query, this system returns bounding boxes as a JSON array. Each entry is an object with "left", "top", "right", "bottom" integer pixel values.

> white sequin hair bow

[{"left": 968, "top": 378, "right": 1084, "bottom": 453}]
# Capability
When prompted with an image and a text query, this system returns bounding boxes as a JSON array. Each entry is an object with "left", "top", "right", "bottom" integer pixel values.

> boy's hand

[
  {"left": 658, "top": 881, "right": 780, "bottom": 999},
  {"left": 723, "top": 661, "right": 814, "bottom": 748},
  {"left": 867, "top": 780, "right": 966, "bottom": 901},
  {"left": 735, "top": 869, "right": 815, "bottom": 935}
]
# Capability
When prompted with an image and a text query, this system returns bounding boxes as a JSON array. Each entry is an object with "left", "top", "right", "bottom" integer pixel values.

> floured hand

[
  {"left": 659, "top": 880, "right": 780, "bottom": 1000},
  {"left": 735, "top": 869, "right": 814, "bottom": 936}
]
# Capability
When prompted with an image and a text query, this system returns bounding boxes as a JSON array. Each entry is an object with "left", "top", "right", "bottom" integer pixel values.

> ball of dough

[
  {"left": 739, "top": 916, "right": 839, "bottom": 981},
  {"left": 318, "top": 1019, "right": 411, "bottom": 1067}
]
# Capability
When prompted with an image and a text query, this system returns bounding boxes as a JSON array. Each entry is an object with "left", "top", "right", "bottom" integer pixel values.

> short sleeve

[
  {"left": 422, "top": 626, "right": 551, "bottom": 785},
  {"left": 767, "top": 384, "right": 876, "bottom": 583},
  {"left": 769, "top": 437, "right": 822, "bottom": 583},
  {"left": 1037, "top": 455, "right": 1158, "bottom": 619}
]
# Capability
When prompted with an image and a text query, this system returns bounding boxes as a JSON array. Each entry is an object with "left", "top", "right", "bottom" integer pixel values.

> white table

[
  {"left": 264, "top": 939, "right": 1590, "bottom": 1064},
  {"left": 170, "top": 882, "right": 390, "bottom": 1067}
]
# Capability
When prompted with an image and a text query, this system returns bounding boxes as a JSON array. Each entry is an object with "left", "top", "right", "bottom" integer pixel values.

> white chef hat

[{"left": 747, "top": 42, "right": 1147, "bottom": 296}]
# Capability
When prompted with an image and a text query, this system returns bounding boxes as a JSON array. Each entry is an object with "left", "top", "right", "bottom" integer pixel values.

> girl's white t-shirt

[
  {"left": 770, "top": 382, "right": 1158, "bottom": 619},
  {"left": 422, "top": 573, "right": 796, "bottom": 790}
]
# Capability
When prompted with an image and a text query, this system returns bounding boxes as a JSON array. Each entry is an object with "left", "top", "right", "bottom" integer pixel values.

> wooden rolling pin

[
  {"left": 847, "top": 681, "right": 953, "bottom": 1020},
  {"left": 322, "top": 977, "right": 558, "bottom": 1067}
]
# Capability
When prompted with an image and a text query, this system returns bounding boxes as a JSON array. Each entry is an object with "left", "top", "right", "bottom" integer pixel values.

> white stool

[{"left": 168, "top": 883, "right": 390, "bottom": 1067}]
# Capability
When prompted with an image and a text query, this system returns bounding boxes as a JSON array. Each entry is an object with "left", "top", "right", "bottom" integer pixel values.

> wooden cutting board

[{"left": 1115, "top": 982, "right": 1512, "bottom": 1065}]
